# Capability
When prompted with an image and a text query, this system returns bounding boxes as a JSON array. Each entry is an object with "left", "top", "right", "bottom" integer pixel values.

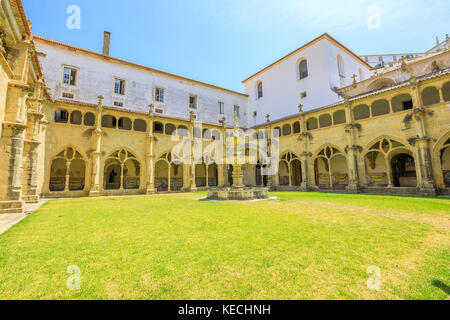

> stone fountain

[{"left": 206, "top": 113, "right": 270, "bottom": 201}]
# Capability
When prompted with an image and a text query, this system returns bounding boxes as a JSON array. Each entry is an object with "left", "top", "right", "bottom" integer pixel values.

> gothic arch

[
  {"left": 49, "top": 146, "right": 87, "bottom": 192},
  {"left": 313, "top": 145, "right": 348, "bottom": 189}
]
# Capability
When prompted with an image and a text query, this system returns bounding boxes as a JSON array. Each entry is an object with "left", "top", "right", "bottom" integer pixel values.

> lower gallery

[{"left": 1, "top": 0, "right": 450, "bottom": 214}]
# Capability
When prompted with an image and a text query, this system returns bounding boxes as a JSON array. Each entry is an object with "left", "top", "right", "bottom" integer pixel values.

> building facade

[{"left": 1, "top": 0, "right": 450, "bottom": 214}]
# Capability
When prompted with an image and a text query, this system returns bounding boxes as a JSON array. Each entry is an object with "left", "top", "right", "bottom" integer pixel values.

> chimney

[{"left": 103, "top": 31, "right": 111, "bottom": 56}]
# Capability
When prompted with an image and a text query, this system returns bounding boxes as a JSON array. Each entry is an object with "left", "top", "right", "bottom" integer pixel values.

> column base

[
  {"left": 146, "top": 188, "right": 156, "bottom": 195},
  {"left": 23, "top": 195, "right": 39, "bottom": 204},
  {"left": 190, "top": 185, "right": 198, "bottom": 192},
  {"left": 346, "top": 184, "right": 361, "bottom": 193},
  {"left": 419, "top": 187, "right": 437, "bottom": 196},
  {"left": 0, "top": 200, "right": 25, "bottom": 214},
  {"left": 88, "top": 189, "right": 101, "bottom": 197}
]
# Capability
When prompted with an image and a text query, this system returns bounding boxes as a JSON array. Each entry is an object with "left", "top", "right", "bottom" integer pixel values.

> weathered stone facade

[{"left": 1, "top": 0, "right": 450, "bottom": 214}]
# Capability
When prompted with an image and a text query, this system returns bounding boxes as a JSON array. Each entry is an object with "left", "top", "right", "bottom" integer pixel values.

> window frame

[
  {"left": 189, "top": 95, "right": 198, "bottom": 109},
  {"left": 154, "top": 87, "right": 165, "bottom": 104},
  {"left": 113, "top": 78, "right": 126, "bottom": 96},
  {"left": 218, "top": 101, "right": 225, "bottom": 115},
  {"left": 234, "top": 105, "right": 240, "bottom": 118},
  {"left": 298, "top": 59, "right": 308, "bottom": 80},
  {"left": 62, "top": 66, "right": 78, "bottom": 87}
]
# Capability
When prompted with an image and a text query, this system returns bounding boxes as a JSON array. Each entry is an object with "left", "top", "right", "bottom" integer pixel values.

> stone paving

[{"left": 0, "top": 200, "right": 48, "bottom": 235}]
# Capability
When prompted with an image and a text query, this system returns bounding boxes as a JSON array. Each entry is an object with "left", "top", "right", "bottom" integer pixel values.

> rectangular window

[
  {"left": 155, "top": 108, "right": 164, "bottom": 114},
  {"left": 189, "top": 95, "right": 197, "bottom": 109},
  {"left": 113, "top": 101, "right": 124, "bottom": 107},
  {"left": 114, "top": 78, "right": 125, "bottom": 95},
  {"left": 62, "top": 92, "right": 74, "bottom": 99},
  {"left": 155, "top": 88, "right": 165, "bottom": 103},
  {"left": 234, "top": 105, "right": 240, "bottom": 117},
  {"left": 218, "top": 102, "right": 224, "bottom": 115},
  {"left": 63, "top": 67, "right": 77, "bottom": 86},
  {"left": 301, "top": 91, "right": 307, "bottom": 99}
]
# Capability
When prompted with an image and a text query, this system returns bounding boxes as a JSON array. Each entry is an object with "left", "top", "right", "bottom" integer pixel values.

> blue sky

[{"left": 23, "top": 0, "right": 449, "bottom": 93}]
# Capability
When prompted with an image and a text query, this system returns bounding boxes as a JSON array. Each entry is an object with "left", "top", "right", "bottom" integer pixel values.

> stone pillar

[
  {"left": 89, "top": 96, "right": 104, "bottom": 196},
  {"left": 410, "top": 82, "right": 436, "bottom": 192},
  {"left": 344, "top": 97, "right": 361, "bottom": 192},
  {"left": 297, "top": 105, "right": 312, "bottom": 190},
  {"left": 146, "top": 105, "right": 156, "bottom": 194},
  {"left": 189, "top": 112, "right": 197, "bottom": 192},
  {"left": 0, "top": 123, "right": 27, "bottom": 214},
  {"left": 218, "top": 118, "right": 227, "bottom": 187}
]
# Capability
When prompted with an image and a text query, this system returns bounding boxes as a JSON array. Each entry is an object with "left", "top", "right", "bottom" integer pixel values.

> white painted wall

[
  {"left": 244, "top": 38, "right": 371, "bottom": 127},
  {"left": 35, "top": 40, "right": 248, "bottom": 127}
]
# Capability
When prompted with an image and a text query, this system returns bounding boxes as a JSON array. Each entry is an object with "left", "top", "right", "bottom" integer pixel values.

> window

[
  {"left": 155, "top": 88, "right": 164, "bottom": 103},
  {"left": 155, "top": 108, "right": 164, "bottom": 114},
  {"left": 337, "top": 55, "right": 345, "bottom": 78},
  {"left": 63, "top": 67, "right": 77, "bottom": 86},
  {"left": 299, "top": 60, "right": 308, "bottom": 80},
  {"left": 218, "top": 102, "right": 224, "bottom": 115},
  {"left": 257, "top": 82, "right": 263, "bottom": 99},
  {"left": 114, "top": 79, "right": 125, "bottom": 95},
  {"left": 301, "top": 91, "right": 307, "bottom": 99},
  {"left": 189, "top": 95, "right": 197, "bottom": 109},
  {"left": 55, "top": 110, "right": 69, "bottom": 123},
  {"left": 62, "top": 92, "right": 74, "bottom": 99},
  {"left": 234, "top": 105, "right": 240, "bottom": 118},
  {"left": 378, "top": 57, "right": 383, "bottom": 62},
  {"left": 113, "top": 101, "right": 124, "bottom": 107}
]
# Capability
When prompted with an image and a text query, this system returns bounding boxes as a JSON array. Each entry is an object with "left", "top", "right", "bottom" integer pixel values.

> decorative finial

[
  {"left": 189, "top": 110, "right": 195, "bottom": 122},
  {"left": 266, "top": 114, "right": 270, "bottom": 124},
  {"left": 298, "top": 104, "right": 303, "bottom": 114},
  {"left": 149, "top": 104, "right": 154, "bottom": 115}
]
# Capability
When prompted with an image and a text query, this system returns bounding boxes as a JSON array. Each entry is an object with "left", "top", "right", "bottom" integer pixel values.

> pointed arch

[
  {"left": 313, "top": 145, "right": 348, "bottom": 189},
  {"left": 104, "top": 148, "right": 142, "bottom": 190},
  {"left": 49, "top": 146, "right": 87, "bottom": 192}
]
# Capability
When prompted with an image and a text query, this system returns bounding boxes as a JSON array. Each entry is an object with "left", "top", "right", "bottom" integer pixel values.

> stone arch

[
  {"left": 421, "top": 86, "right": 440, "bottom": 106},
  {"left": 103, "top": 148, "right": 141, "bottom": 190},
  {"left": 442, "top": 81, "right": 450, "bottom": 102},
  {"left": 282, "top": 124, "right": 292, "bottom": 136},
  {"left": 54, "top": 109, "right": 69, "bottom": 123},
  {"left": 155, "top": 152, "right": 184, "bottom": 192},
  {"left": 333, "top": 110, "right": 346, "bottom": 125},
  {"left": 118, "top": 117, "right": 132, "bottom": 130},
  {"left": 49, "top": 146, "right": 87, "bottom": 192},
  {"left": 353, "top": 104, "right": 370, "bottom": 120},
  {"left": 371, "top": 99, "right": 390, "bottom": 117},
  {"left": 278, "top": 152, "right": 301, "bottom": 187},
  {"left": 102, "top": 115, "right": 117, "bottom": 128},
  {"left": 313, "top": 145, "right": 348, "bottom": 189},
  {"left": 362, "top": 136, "right": 416, "bottom": 187},
  {"left": 432, "top": 131, "right": 450, "bottom": 188},
  {"left": 319, "top": 114, "right": 332, "bottom": 128},
  {"left": 306, "top": 117, "right": 318, "bottom": 130},
  {"left": 134, "top": 119, "right": 147, "bottom": 132},
  {"left": 392, "top": 93, "right": 413, "bottom": 112},
  {"left": 367, "top": 77, "right": 395, "bottom": 91},
  {"left": 83, "top": 112, "right": 95, "bottom": 126},
  {"left": 70, "top": 110, "right": 82, "bottom": 125},
  {"left": 293, "top": 121, "right": 301, "bottom": 133},
  {"left": 154, "top": 121, "right": 164, "bottom": 134},
  {"left": 165, "top": 123, "right": 176, "bottom": 135}
]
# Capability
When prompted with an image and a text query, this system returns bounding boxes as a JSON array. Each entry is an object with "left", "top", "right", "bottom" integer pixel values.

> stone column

[
  {"left": 218, "top": 118, "right": 227, "bottom": 187},
  {"left": 89, "top": 96, "right": 104, "bottom": 196},
  {"left": 344, "top": 97, "right": 361, "bottom": 192},
  {"left": 410, "top": 82, "right": 436, "bottom": 192},
  {"left": 297, "top": 105, "right": 312, "bottom": 190},
  {"left": 146, "top": 105, "right": 156, "bottom": 194},
  {"left": 0, "top": 123, "right": 27, "bottom": 214},
  {"left": 189, "top": 112, "right": 197, "bottom": 192}
]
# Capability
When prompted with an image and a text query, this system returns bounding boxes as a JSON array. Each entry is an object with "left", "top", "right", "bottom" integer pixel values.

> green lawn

[{"left": 0, "top": 192, "right": 449, "bottom": 300}]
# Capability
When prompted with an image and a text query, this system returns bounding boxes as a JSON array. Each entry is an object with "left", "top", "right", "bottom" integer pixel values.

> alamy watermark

[
  {"left": 66, "top": 265, "right": 81, "bottom": 290},
  {"left": 66, "top": 5, "right": 81, "bottom": 30}
]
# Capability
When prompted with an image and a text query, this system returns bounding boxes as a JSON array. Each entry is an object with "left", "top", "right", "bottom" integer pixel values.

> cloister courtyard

[{"left": 0, "top": 191, "right": 448, "bottom": 300}]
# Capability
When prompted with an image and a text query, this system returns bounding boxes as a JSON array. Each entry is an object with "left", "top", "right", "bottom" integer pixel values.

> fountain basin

[{"left": 206, "top": 187, "right": 270, "bottom": 201}]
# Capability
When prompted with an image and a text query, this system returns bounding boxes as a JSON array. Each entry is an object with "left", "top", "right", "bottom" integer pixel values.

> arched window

[
  {"left": 299, "top": 60, "right": 308, "bottom": 80},
  {"left": 371, "top": 99, "right": 390, "bottom": 117},
  {"left": 306, "top": 118, "right": 318, "bottom": 130},
  {"left": 293, "top": 121, "right": 301, "bottom": 134},
  {"left": 257, "top": 82, "right": 263, "bottom": 99},
  {"left": 101, "top": 115, "right": 117, "bottom": 128},
  {"left": 353, "top": 104, "right": 370, "bottom": 120},
  {"left": 54, "top": 109, "right": 69, "bottom": 123},
  {"left": 118, "top": 117, "right": 132, "bottom": 130},
  {"left": 443, "top": 82, "right": 450, "bottom": 102},
  {"left": 153, "top": 121, "right": 164, "bottom": 134},
  {"left": 421, "top": 87, "right": 440, "bottom": 106},
  {"left": 392, "top": 94, "right": 413, "bottom": 112},
  {"left": 134, "top": 119, "right": 147, "bottom": 132},
  {"left": 83, "top": 112, "right": 95, "bottom": 126},
  {"left": 337, "top": 55, "right": 345, "bottom": 78},
  {"left": 319, "top": 114, "right": 332, "bottom": 128},
  {"left": 70, "top": 111, "right": 82, "bottom": 125},
  {"left": 165, "top": 123, "right": 176, "bottom": 135},
  {"left": 282, "top": 124, "right": 291, "bottom": 136},
  {"left": 333, "top": 110, "right": 346, "bottom": 125}
]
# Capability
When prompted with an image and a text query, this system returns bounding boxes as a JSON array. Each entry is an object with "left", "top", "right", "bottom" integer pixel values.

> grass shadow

[{"left": 432, "top": 280, "right": 450, "bottom": 295}]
